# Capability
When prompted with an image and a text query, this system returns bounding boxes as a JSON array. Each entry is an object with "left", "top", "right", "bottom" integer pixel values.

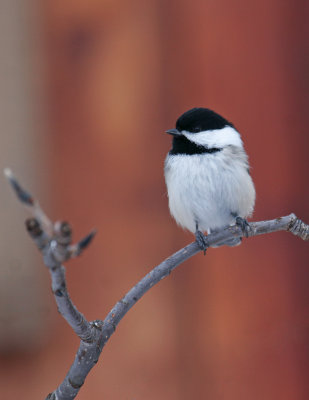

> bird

[{"left": 164, "top": 107, "right": 256, "bottom": 253}]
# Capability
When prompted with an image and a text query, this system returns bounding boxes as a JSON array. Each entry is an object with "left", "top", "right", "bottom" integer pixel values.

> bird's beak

[{"left": 165, "top": 128, "right": 181, "bottom": 136}]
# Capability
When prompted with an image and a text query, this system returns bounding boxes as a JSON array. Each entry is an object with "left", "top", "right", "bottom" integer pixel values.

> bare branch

[
  {"left": 5, "top": 168, "right": 53, "bottom": 235},
  {"left": 53, "top": 214, "right": 308, "bottom": 400},
  {"left": 100, "top": 213, "right": 308, "bottom": 341},
  {"left": 4, "top": 169, "right": 308, "bottom": 400},
  {"left": 5, "top": 170, "right": 96, "bottom": 344}
]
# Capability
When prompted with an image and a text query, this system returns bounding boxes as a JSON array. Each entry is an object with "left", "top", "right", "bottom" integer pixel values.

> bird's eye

[{"left": 192, "top": 126, "right": 201, "bottom": 133}]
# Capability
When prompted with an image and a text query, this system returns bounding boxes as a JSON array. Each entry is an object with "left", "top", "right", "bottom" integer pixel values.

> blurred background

[{"left": 0, "top": 0, "right": 308, "bottom": 399}]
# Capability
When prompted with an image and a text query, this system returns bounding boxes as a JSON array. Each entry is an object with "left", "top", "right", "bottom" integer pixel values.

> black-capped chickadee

[{"left": 164, "top": 108, "right": 256, "bottom": 252}]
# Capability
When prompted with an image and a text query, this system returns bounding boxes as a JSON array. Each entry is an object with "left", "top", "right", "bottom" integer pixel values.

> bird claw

[
  {"left": 235, "top": 217, "right": 251, "bottom": 238},
  {"left": 195, "top": 230, "right": 209, "bottom": 255}
]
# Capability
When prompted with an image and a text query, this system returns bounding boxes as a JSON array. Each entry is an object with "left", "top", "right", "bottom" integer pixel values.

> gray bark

[{"left": 5, "top": 169, "right": 309, "bottom": 400}]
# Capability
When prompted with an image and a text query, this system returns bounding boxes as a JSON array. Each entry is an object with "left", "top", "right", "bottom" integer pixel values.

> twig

[
  {"left": 5, "top": 169, "right": 95, "bottom": 344},
  {"left": 4, "top": 169, "right": 308, "bottom": 400}
]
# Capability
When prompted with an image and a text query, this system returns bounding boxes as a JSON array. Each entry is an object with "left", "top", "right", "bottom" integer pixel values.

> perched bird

[{"left": 164, "top": 107, "right": 256, "bottom": 252}]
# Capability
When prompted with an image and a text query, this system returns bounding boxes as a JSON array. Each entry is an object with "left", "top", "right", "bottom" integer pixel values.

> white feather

[
  {"left": 164, "top": 145, "right": 255, "bottom": 233},
  {"left": 182, "top": 126, "right": 243, "bottom": 149}
]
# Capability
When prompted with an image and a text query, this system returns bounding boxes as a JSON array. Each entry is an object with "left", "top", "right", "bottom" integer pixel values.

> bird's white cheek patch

[{"left": 183, "top": 126, "right": 243, "bottom": 148}]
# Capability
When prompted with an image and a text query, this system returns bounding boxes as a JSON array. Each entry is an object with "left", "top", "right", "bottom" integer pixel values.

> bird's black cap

[{"left": 176, "top": 108, "right": 234, "bottom": 133}]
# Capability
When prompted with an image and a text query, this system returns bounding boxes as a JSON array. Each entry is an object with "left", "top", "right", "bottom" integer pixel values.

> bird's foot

[
  {"left": 235, "top": 216, "right": 251, "bottom": 238},
  {"left": 195, "top": 230, "right": 209, "bottom": 255}
]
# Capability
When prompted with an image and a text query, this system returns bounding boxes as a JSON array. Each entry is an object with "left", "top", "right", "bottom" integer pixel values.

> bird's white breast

[{"left": 164, "top": 146, "right": 255, "bottom": 233}]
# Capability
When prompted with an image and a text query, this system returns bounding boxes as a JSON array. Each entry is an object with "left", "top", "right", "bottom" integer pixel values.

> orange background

[{"left": 1, "top": 1, "right": 308, "bottom": 399}]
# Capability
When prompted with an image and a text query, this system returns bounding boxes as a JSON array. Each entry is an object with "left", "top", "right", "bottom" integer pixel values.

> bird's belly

[{"left": 165, "top": 153, "right": 255, "bottom": 233}]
